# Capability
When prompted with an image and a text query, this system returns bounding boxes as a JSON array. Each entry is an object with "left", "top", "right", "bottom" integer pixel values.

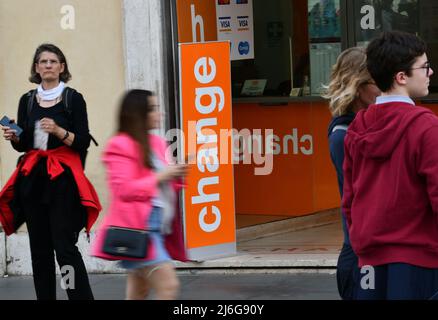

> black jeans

[
  {"left": 336, "top": 242, "right": 359, "bottom": 300},
  {"left": 17, "top": 161, "right": 93, "bottom": 300}
]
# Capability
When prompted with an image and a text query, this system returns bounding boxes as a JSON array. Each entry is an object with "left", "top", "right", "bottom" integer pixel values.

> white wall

[
  {"left": 5, "top": 232, "right": 123, "bottom": 275},
  {"left": 122, "top": 0, "right": 170, "bottom": 135}
]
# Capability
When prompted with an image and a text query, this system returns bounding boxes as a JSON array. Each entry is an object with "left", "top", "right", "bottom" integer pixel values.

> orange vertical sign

[
  {"left": 179, "top": 41, "right": 236, "bottom": 260},
  {"left": 176, "top": 0, "right": 217, "bottom": 43}
]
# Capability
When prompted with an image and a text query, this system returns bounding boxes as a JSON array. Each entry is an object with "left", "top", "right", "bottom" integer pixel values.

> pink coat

[{"left": 91, "top": 133, "right": 187, "bottom": 262}]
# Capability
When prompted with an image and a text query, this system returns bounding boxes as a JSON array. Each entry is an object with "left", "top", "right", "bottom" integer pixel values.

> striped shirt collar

[{"left": 375, "top": 95, "right": 415, "bottom": 106}]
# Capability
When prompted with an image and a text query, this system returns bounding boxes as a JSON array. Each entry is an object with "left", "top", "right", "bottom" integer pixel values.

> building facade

[{"left": 2, "top": 0, "right": 438, "bottom": 275}]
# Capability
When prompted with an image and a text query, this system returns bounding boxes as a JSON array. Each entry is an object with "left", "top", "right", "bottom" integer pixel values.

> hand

[
  {"left": 1, "top": 119, "right": 19, "bottom": 143},
  {"left": 157, "top": 164, "right": 189, "bottom": 183},
  {"left": 39, "top": 118, "right": 62, "bottom": 136}
]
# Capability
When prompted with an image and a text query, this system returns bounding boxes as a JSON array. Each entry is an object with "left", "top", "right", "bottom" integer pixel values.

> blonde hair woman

[{"left": 324, "top": 46, "right": 380, "bottom": 300}]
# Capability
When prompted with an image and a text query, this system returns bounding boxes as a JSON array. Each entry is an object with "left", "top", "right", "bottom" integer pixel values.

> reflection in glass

[
  {"left": 308, "top": 0, "right": 341, "bottom": 95},
  {"left": 353, "top": 1, "right": 438, "bottom": 94},
  {"left": 355, "top": 0, "right": 419, "bottom": 45},
  {"left": 308, "top": 0, "right": 341, "bottom": 40}
]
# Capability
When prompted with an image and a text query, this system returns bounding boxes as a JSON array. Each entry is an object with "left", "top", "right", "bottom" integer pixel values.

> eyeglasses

[
  {"left": 37, "top": 59, "right": 60, "bottom": 66},
  {"left": 410, "top": 62, "right": 431, "bottom": 76}
]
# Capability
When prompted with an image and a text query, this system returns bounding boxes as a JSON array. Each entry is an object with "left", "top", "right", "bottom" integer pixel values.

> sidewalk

[
  {"left": 0, "top": 220, "right": 342, "bottom": 299},
  {"left": 0, "top": 273, "right": 339, "bottom": 300},
  {"left": 177, "top": 220, "right": 342, "bottom": 270},
  {"left": 1, "top": 218, "right": 343, "bottom": 275}
]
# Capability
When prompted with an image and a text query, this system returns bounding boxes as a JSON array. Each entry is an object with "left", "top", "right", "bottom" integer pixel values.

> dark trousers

[
  {"left": 336, "top": 242, "right": 359, "bottom": 300},
  {"left": 336, "top": 211, "right": 360, "bottom": 300},
  {"left": 17, "top": 162, "right": 93, "bottom": 300},
  {"left": 356, "top": 263, "right": 438, "bottom": 300}
]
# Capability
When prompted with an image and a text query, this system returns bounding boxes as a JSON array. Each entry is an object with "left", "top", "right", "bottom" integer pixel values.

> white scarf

[{"left": 37, "top": 81, "right": 65, "bottom": 101}]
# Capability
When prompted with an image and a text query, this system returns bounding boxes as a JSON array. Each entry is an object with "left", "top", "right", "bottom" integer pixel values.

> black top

[{"left": 11, "top": 90, "right": 91, "bottom": 153}]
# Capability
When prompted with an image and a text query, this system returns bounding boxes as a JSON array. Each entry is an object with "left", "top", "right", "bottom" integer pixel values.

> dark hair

[
  {"left": 117, "top": 89, "right": 155, "bottom": 168},
  {"left": 366, "top": 31, "right": 427, "bottom": 92},
  {"left": 29, "top": 43, "right": 72, "bottom": 84}
]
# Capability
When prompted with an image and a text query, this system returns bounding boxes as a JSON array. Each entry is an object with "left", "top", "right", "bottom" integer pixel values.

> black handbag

[{"left": 102, "top": 226, "right": 150, "bottom": 259}]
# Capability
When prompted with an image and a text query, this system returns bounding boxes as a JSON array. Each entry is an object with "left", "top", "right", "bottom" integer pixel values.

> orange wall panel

[
  {"left": 311, "top": 102, "right": 342, "bottom": 211},
  {"left": 232, "top": 101, "right": 339, "bottom": 217}
]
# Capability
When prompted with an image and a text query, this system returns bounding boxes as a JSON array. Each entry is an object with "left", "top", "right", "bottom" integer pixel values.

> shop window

[
  {"left": 354, "top": 0, "right": 419, "bottom": 46},
  {"left": 354, "top": 0, "right": 438, "bottom": 94},
  {"left": 308, "top": 0, "right": 341, "bottom": 95},
  {"left": 231, "top": 0, "right": 342, "bottom": 98}
]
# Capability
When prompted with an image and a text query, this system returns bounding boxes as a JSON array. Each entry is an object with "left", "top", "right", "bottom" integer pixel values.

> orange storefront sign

[
  {"left": 176, "top": 0, "right": 217, "bottom": 43},
  {"left": 179, "top": 41, "right": 235, "bottom": 260},
  {"left": 232, "top": 101, "right": 340, "bottom": 216}
]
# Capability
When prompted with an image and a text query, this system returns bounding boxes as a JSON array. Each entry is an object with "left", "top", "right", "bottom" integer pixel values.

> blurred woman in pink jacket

[{"left": 92, "top": 89, "right": 188, "bottom": 299}]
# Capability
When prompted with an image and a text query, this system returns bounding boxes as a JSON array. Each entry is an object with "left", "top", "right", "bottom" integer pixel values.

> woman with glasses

[
  {"left": 0, "top": 43, "right": 101, "bottom": 300},
  {"left": 323, "top": 47, "right": 381, "bottom": 300}
]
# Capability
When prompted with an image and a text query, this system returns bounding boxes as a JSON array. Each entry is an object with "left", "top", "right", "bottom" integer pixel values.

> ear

[
  {"left": 60, "top": 63, "right": 65, "bottom": 74},
  {"left": 394, "top": 71, "right": 408, "bottom": 86}
]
